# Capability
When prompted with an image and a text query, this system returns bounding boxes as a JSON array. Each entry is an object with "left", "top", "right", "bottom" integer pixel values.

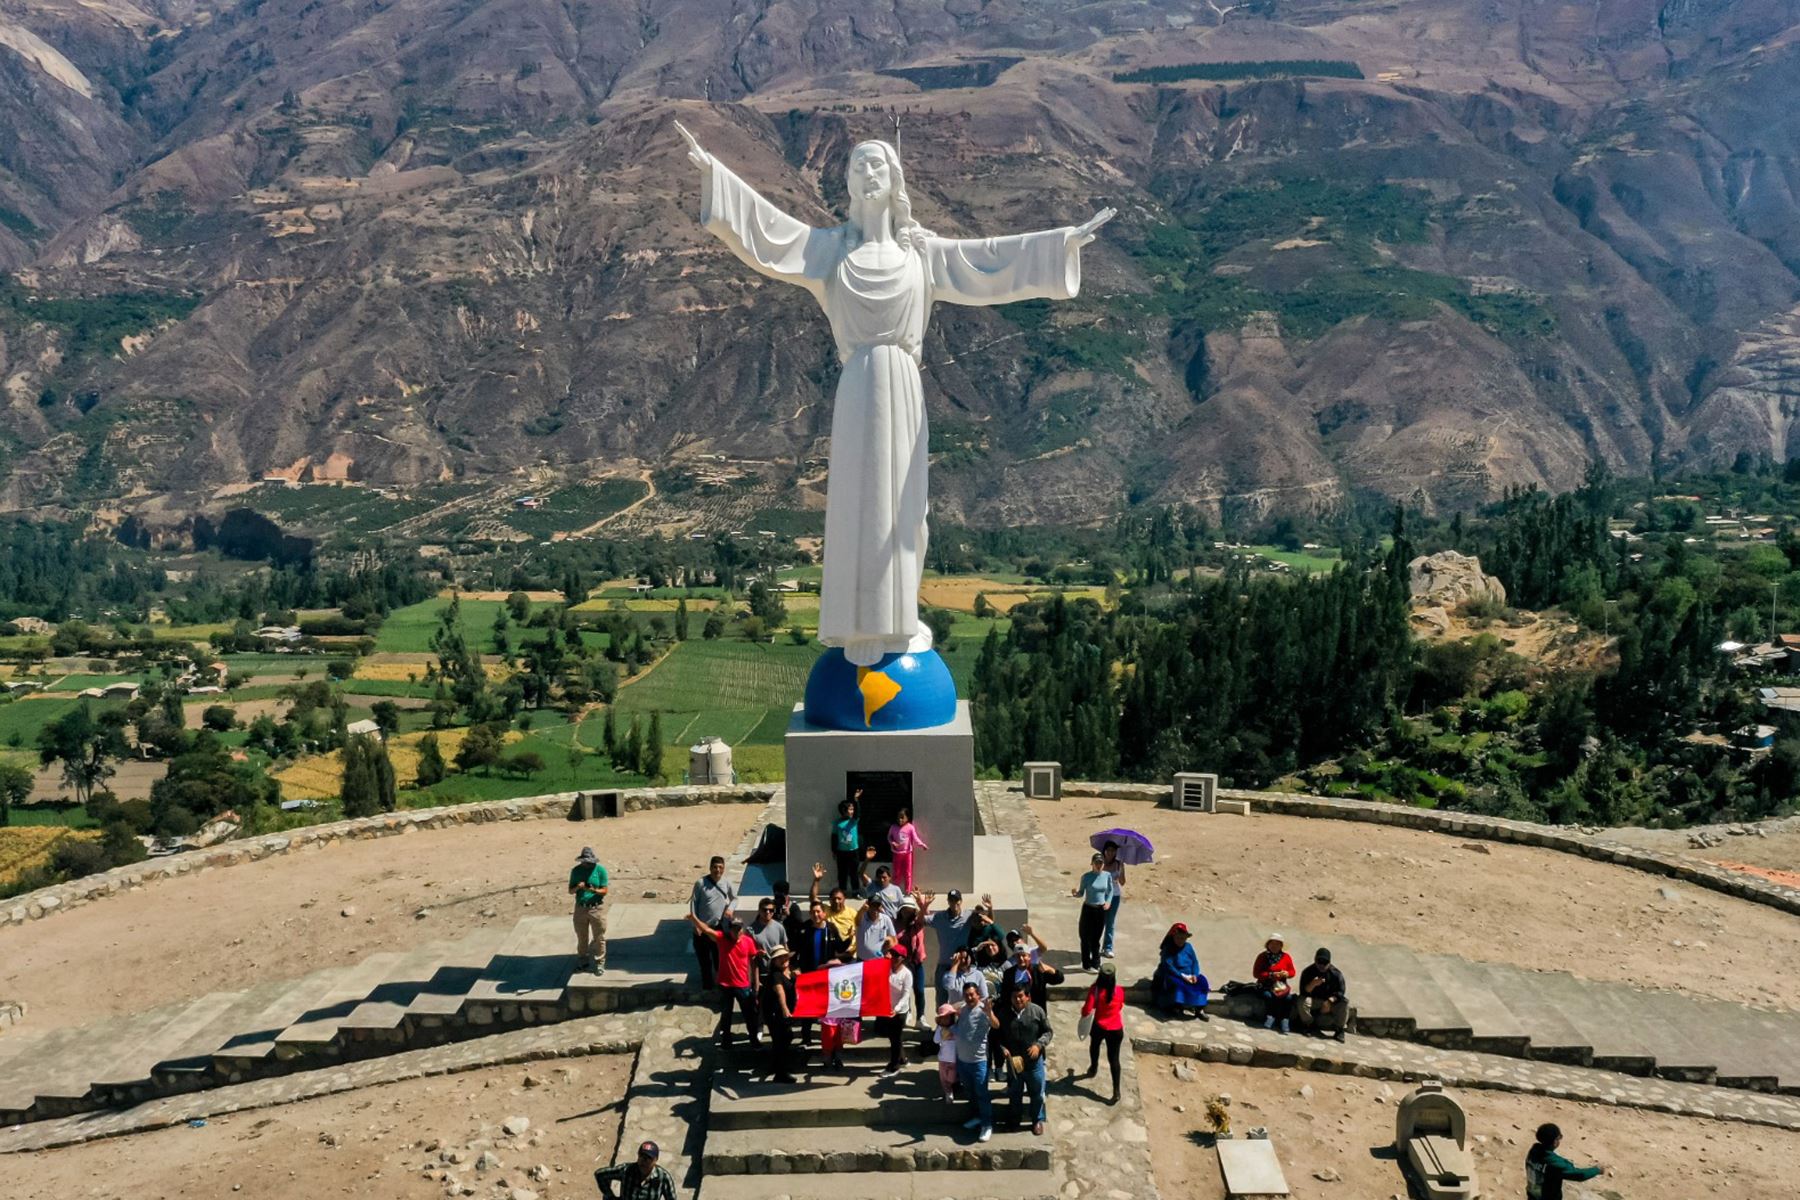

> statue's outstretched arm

[
  {"left": 674, "top": 118, "right": 826, "bottom": 291},
  {"left": 926, "top": 206, "right": 1114, "bottom": 307}
]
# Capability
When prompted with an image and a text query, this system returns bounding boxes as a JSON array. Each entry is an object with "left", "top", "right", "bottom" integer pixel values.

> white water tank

[{"left": 689, "top": 736, "right": 734, "bottom": 784}]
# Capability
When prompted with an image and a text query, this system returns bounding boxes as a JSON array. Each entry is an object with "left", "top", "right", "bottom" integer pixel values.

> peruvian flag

[{"left": 793, "top": 960, "right": 894, "bottom": 1020}]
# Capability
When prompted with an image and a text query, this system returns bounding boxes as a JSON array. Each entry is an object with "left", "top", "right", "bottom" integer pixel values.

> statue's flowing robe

[{"left": 701, "top": 159, "right": 1087, "bottom": 666}]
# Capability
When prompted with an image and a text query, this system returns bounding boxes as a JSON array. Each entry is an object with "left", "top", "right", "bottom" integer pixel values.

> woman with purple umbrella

[{"left": 1089, "top": 829, "right": 1153, "bottom": 959}]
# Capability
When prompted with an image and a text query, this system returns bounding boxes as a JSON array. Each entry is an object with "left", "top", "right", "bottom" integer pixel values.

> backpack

[{"left": 1525, "top": 1156, "right": 1546, "bottom": 1199}]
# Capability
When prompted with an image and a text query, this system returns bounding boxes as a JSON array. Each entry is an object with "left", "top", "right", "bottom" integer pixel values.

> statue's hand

[
  {"left": 673, "top": 119, "right": 709, "bottom": 170},
  {"left": 1072, "top": 206, "right": 1117, "bottom": 247}
]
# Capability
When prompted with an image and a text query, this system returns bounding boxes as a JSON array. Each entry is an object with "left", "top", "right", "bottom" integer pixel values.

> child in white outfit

[{"left": 933, "top": 1004, "right": 958, "bottom": 1100}]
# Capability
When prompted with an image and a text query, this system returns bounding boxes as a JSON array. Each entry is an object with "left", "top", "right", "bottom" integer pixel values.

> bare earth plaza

[{"left": 5, "top": 9, "right": 1800, "bottom": 1198}]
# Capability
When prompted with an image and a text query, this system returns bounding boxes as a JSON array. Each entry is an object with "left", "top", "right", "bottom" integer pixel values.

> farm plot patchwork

[
  {"left": 502, "top": 480, "right": 650, "bottom": 538},
  {"left": 373, "top": 598, "right": 506, "bottom": 654}
]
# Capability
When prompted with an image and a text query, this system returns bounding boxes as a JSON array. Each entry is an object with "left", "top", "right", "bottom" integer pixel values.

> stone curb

[
  {"left": 1054, "top": 781, "right": 1800, "bottom": 919},
  {"left": 0, "top": 1011, "right": 651, "bottom": 1154},
  {"left": 1131, "top": 1015, "right": 1800, "bottom": 1133},
  {"left": 2, "top": 784, "right": 776, "bottom": 931}
]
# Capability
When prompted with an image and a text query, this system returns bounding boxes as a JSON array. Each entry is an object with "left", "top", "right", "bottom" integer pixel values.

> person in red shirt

[
  {"left": 688, "top": 913, "right": 759, "bottom": 1051},
  {"left": 1079, "top": 960, "right": 1127, "bottom": 1104},
  {"left": 1253, "top": 932, "right": 1298, "bottom": 1034}
]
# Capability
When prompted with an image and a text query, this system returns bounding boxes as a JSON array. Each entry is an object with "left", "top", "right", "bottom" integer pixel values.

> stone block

[{"left": 1214, "top": 798, "right": 1252, "bottom": 816}]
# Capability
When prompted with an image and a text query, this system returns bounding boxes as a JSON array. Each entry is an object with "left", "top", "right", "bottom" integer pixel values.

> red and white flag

[{"left": 793, "top": 960, "right": 894, "bottom": 1020}]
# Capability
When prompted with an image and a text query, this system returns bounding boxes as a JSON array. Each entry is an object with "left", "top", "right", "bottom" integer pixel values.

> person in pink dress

[{"left": 887, "top": 807, "right": 929, "bottom": 891}]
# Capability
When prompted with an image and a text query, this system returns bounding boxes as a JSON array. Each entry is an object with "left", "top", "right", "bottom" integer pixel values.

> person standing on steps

[
  {"left": 939, "top": 945, "right": 989, "bottom": 1010},
  {"left": 746, "top": 897, "right": 788, "bottom": 1041},
  {"left": 687, "top": 855, "right": 738, "bottom": 992},
  {"left": 1254, "top": 932, "right": 1298, "bottom": 1034},
  {"left": 894, "top": 896, "right": 928, "bottom": 1025},
  {"left": 1296, "top": 947, "right": 1348, "bottom": 1041},
  {"left": 791, "top": 900, "right": 851, "bottom": 1052},
  {"left": 855, "top": 894, "right": 897, "bottom": 961},
  {"left": 864, "top": 862, "right": 905, "bottom": 921},
  {"left": 923, "top": 888, "right": 972, "bottom": 1006},
  {"left": 568, "top": 846, "right": 609, "bottom": 976},
  {"left": 833, "top": 794, "right": 864, "bottom": 894},
  {"left": 1000, "top": 984, "right": 1053, "bottom": 1137},
  {"left": 953, "top": 982, "right": 997, "bottom": 1143},
  {"left": 761, "top": 946, "right": 798, "bottom": 1084},
  {"left": 1099, "top": 839, "right": 1125, "bottom": 959},
  {"left": 687, "top": 912, "right": 758, "bottom": 1052},
  {"left": 808, "top": 862, "right": 859, "bottom": 943},
  {"left": 593, "top": 1139, "right": 676, "bottom": 1200},
  {"left": 880, "top": 945, "right": 914, "bottom": 1076},
  {"left": 888, "top": 806, "right": 928, "bottom": 892},
  {"left": 1525, "top": 1122, "right": 1604, "bottom": 1199},
  {"left": 965, "top": 895, "right": 1005, "bottom": 967},
  {"left": 1080, "top": 960, "right": 1126, "bottom": 1104},
  {"left": 1071, "top": 851, "right": 1117, "bottom": 971},
  {"left": 933, "top": 1002, "right": 960, "bottom": 1100}
]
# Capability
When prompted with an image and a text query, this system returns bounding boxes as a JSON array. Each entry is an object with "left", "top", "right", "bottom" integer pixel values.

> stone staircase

[
  {"left": 697, "top": 1033, "right": 1061, "bottom": 1200},
  {"left": 1026, "top": 907, "right": 1800, "bottom": 1094},
  {"left": 0, "top": 906, "right": 693, "bottom": 1126}
]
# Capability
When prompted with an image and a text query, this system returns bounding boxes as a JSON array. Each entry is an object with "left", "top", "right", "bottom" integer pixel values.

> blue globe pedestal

[{"left": 802, "top": 646, "right": 958, "bottom": 731}]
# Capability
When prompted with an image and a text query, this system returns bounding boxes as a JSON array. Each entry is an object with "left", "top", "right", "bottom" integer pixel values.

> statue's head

[{"left": 846, "top": 139, "right": 927, "bottom": 252}]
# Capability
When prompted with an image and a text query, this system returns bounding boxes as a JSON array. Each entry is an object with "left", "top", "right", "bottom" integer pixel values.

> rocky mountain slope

[{"left": 0, "top": 0, "right": 1797, "bottom": 526}]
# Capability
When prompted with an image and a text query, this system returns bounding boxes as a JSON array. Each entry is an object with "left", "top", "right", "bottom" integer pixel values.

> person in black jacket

[
  {"left": 1524, "top": 1123, "right": 1604, "bottom": 1199},
  {"left": 1295, "top": 947, "right": 1348, "bottom": 1041},
  {"left": 789, "top": 901, "right": 850, "bottom": 1051},
  {"left": 999, "top": 987, "right": 1054, "bottom": 1136}
]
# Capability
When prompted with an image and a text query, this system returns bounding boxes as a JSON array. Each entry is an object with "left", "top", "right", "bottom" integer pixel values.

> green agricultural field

[
  {"left": 243, "top": 483, "right": 479, "bottom": 532},
  {"left": 42, "top": 674, "right": 146, "bottom": 693},
  {"left": 339, "top": 678, "right": 437, "bottom": 699},
  {"left": 1245, "top": 545, "right": 1343, "bottom": 575},
  {"left": 504, "top": 480, "right": 650, "bottom": 539},
  {"left": 374, "top": 598, "right": 506, "bottom": 654},
  {"left": 0, "top": 697, "right": 81, "bottom": 746},
  {"left": 152, "top": 623, "right": 232, "bottom": 642},
  {"left": 615, "top": 640, "right": 819, "bottom": 714}
]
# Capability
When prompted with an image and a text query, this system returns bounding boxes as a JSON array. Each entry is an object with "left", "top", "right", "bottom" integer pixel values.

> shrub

[{"left": 201, "top": 705, "right": 237, "bottom": 732}]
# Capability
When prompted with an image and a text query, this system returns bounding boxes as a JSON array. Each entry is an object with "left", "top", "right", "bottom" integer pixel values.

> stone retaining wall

[
  {"left": 1, "top": 784, "right": 776, "bottom": 930},
  {"left": 1058, "top": 781, "right": 1800, "bottom": 918}
]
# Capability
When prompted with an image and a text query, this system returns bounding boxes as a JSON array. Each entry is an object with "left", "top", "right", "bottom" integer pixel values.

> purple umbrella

[{"left": 1090, "top": 828, "right": 1154, "bottom": 865}]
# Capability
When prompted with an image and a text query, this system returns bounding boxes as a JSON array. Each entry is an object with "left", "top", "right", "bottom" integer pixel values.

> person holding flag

[{"left": 792, "top": 949, "right": 896, "bottom": 1069}]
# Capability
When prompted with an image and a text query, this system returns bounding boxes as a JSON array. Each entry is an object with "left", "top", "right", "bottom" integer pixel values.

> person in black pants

[
  {"left": 879, "top": 948, "right": 914, "bottom": 1077},
  {"left": 791, "top": 901, "right": 850, "bottom": 1049},
  {"left": 1070, "top": 852, "right": 1116, "bottom": 971},
  {"left": 761, "top": 947, "right": 798, "bottom": 1083},
  {"left": 832, "top": 795, "right": 864, "bottom": 895}
]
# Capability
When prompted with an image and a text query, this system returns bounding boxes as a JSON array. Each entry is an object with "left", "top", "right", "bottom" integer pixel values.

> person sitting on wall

[
  {"left": 1152, "top": 922, "right": 1209, "bottom": 1019},
  {"left": 1295, "top": 947, "right": 1348, "bottom": 1041},
  {"left": 1254, "top": 932, "right": 1298, "bottom": 1035}
]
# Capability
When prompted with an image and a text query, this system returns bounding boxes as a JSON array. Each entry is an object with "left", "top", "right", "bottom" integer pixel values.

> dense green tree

[
  {"left": 36, "top": 704, "right": 129, "bottom": 808},
  {"left": 370, "top": 700, "right": 401, "bottom": 735},
  {"left": 414, "top": 733, "right": 447, "bottom": 787},
  {"left": 0, "top": 761, "right": 32, "bottom": 826},
  {"left": 455, "top": 723, "right": 505, "bottom": 775},
  {"left": 645, "top": 713, "right": 664, "bottom": 782}
]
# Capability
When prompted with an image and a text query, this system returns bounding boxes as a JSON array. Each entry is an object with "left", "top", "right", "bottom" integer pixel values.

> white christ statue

[{"left": 676, "top": 121, "right": 1113, "bottom": 668}]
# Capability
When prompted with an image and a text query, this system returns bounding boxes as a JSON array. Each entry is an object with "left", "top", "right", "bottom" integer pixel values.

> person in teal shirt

[
  {"left": 832, "top": 794, "right": 864, "bottom": 894},
  {"left": 569, "top": 846, "right": 609, "bottom": 974},
  {"left": 1525, "top": 1123, "right": 1603, "bottom": 1200}
]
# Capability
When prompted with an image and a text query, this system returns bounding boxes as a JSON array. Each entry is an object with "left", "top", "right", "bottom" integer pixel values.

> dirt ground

[
  {"left": 1601, "top": 815, "right": 1800, "bottom": 880},
  {"left": 28, "top": 758, "right": 166, "bottom": 804},
  {"left": 1032, "top": 799, "right": 1800, "bottom": 1010},
  {"left": 7, "top": 1054, "right": 633, "bottom": 1200},
  {"left": 0, "top": 804, "right": 760, "bottom": 1033},
  {"left": 1140, "top": 1057, "right": 1800, "bottom": 1200}
]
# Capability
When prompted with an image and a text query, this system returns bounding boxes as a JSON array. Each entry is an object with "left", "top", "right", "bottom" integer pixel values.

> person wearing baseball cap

[{"left": 593, "top": 1139, "right": 674, "bottom": 1200}]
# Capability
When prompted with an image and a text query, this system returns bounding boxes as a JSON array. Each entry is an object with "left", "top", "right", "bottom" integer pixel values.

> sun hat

[
  {"left": 768, "top": 945, "right": 791, "bottom": 959},
  {"left": 576, "top": 846, "right": 597, "bottom": 864},
  {"left": 1099, "top": 961, "right": 1117, "bottom": 978},
  {"left": 1267, "top": 932, "right": 1285, "bottom": 943},
  {"left": 937, "top": 1003, "right": 957, "bottom": 1018}
]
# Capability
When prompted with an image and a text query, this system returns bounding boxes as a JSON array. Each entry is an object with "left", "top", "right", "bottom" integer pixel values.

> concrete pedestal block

[{"left": 784, "top": 702, "right": 976, "bottom": 894}]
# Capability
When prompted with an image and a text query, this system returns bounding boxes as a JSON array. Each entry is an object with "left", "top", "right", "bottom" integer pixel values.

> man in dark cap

[
  {"left": 593, "top": 1140, "right": 676, "bottom": 1200},
  {"left": 1296, "top": 947, "right": 1348, "bottom": 1041},
  {"left": 568, "top": 846, "right": 609, "bottom": 975}
]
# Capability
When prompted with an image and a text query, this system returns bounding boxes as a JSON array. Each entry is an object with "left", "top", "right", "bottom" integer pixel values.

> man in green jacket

[
  {"left": 569, "top": 846, "right": 609, "bottom": 974},
  {"left": 1525, "top": 1123, "right": 1603, "bottom": 1199}
]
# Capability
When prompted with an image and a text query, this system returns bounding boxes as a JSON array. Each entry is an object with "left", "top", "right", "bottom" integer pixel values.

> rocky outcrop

[{"left": 1408, "top": 551, "right": 1507, "bottom": 610}]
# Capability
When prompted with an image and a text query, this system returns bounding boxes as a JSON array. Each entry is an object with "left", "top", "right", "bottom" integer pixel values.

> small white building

[{"left": 346, "top": 718, "right": 384, "bottom": 740}]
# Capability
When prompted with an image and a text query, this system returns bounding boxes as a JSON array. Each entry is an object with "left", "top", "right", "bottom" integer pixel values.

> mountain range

[{"left": 0, "top": 0, "right": 1797, "bottom": 527}]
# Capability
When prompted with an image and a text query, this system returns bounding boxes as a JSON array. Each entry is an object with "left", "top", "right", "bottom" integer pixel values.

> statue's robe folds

[{"left": 700, "top": 159, "right": 1089, "bottom": 666}]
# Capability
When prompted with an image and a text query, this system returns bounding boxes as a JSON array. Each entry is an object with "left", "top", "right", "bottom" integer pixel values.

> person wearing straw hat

[
  {"left": 1254, "top": 932, "right": 1298, "bottom": 1034},
  {"left": 568, "top": 846, "right": 609, "bottom": 975}
]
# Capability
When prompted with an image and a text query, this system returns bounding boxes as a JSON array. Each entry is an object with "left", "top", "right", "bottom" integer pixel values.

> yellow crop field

[
  {"left": 350, "top": 662, "right": 512, "bottom": 683},
  {"left": 273, "top": 727, "right": 499, "bottom": 801},
  {"left": 0, "top": 827, "right": 101, "bottom": 886}
]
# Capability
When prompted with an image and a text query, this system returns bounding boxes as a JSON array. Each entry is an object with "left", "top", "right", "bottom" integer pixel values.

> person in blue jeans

[
  {"left": 952, "top": 983, "right": 996, "bottom": 1142},
  {"left": 1100, "top": 840, "right": 1125, "bottom": 958},
  {"left": 1000, "top": 985, "right": 1053, "bottom": 1135}
]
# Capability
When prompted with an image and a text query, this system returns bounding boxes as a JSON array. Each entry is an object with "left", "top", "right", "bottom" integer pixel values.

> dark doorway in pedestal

[{"left": 846, "top": 770, "right": 912, "bottom": 862}]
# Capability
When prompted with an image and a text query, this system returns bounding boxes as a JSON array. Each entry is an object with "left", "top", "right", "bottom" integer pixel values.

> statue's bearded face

[{"left": 848, "top": 146, "right": 893, "bottom": 206}]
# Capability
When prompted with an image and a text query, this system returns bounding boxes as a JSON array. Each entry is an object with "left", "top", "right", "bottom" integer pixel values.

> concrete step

[
  {"left": 0, "top": 1007, "right": 167, "bottom": 1115},
  {"left": 212, "top": 967, "right": 353, "bottom": 1072},
  {"left": 1326, "top": 946, "right": 1417, "bottom": 1036},
  {"left": 1615, "top": 987, "right": 1763, "bottom": 1086},
  {"left": 711, "top": 1068, "right": 967, "bottom": 1130},
  {"left": 699, "top": 1168, "right": 1061, "bottom": 1200},
  {"left": 1415, "top": 954, "right": 1530, "bottom": 1055},
  {"left": 155, "top": 980, "right": 299, "bottom": 1078},
  {"left": 1359, "top": 943, "right": 1472, "bottom": 1044},
  {"left": 1527, "top": 971, "right": 1660, "bottom": 1074},
  {"left": 337, "top": 940, "right": 486, "bottom": 1037},
  {"left": 1467, "top": 965, "right": 1594, "bottom": 1065},
  {"left": 274, "top": 952, "right": 407, "bottom": 1055},
  {"left": 465, "top": 917, "right": 578, "bottom": 1011},
  {"left": 89, "top": 990, "right": 247, "bottom": 1092},
  {"left": 397, "top": 929, "right": 513, "bottom": 1022},
  {"left": 702, "top": 1124, "right": 1053, "bottom": 1174}
]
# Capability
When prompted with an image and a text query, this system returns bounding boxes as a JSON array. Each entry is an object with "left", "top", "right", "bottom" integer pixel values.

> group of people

[{"left": 1149, "top": 927, "right": 1349, "bottom": 1040}]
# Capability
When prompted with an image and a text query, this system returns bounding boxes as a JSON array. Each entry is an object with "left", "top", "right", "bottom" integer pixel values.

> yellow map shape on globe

[{"left": 855, "top": 666, "right": 903, "bottom": 727}]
